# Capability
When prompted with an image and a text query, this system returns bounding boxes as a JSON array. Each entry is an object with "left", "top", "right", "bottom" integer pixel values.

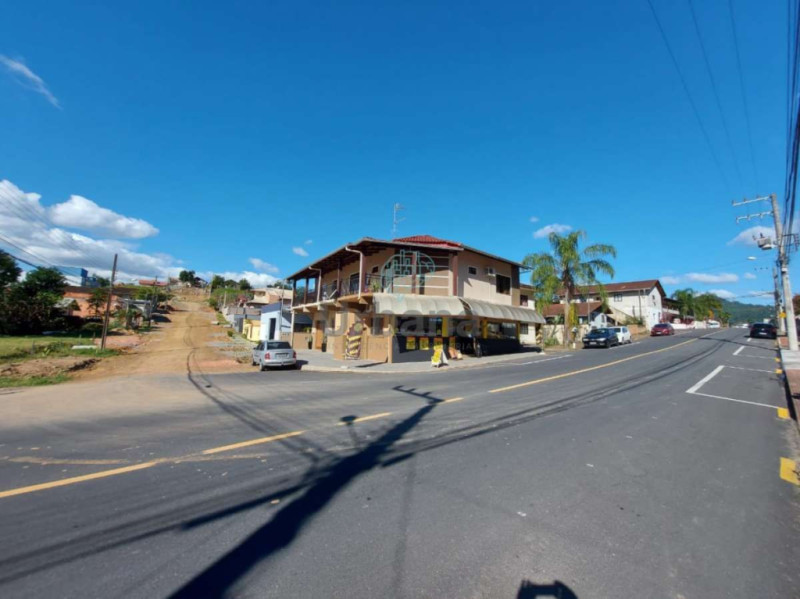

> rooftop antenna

[{"left": 392, "top": 203, "right": 405, "bottom": 237}]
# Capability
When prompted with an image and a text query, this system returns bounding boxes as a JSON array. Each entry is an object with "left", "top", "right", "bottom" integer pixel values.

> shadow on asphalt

[
  {"left": 168, "top": 397, "right": 441, "bottom": 598},
  {"left": 517, "top": 579, "right": 578, "bottom": 598},
  {"left": 0, "top": 331, "right": 731, "bottom": 591}
]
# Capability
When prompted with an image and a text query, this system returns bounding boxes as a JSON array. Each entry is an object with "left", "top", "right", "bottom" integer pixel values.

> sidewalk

[
  {"left": 296, "top": 347, "right": 547, "bottom": 374},
  {"left": 778, "top": 341, "right": 800, "bottom": 425}
]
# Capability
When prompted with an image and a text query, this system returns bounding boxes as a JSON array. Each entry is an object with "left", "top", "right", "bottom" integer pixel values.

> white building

[{"left": 556, "top": 279, "right": 667, "bottom": 329}]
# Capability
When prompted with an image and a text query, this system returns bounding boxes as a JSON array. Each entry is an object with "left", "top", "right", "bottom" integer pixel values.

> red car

[{"left": 651, "top": 323, "right": 675, "bottom": 336}]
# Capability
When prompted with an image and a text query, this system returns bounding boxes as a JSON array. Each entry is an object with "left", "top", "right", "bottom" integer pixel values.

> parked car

[
  {"left": 253, "top": 340, "right": 298, "bottom": 370},
  {"left": 582, "top": 327, "right": 619, "bottom": 348},
  {"left": 749, "top": 322, "right": 777, "bottom": 339},
  {"left": 609, "top": 326, "right": 632, "bottom": 344},
  {"left": 650, "top": 323, "right": 675, "bottom": 336}
]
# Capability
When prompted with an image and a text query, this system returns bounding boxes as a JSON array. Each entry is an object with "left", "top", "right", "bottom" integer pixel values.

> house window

[
  {"left": 468, "top": 266, "right": 478, "bottom": 276},
  {"left": 520, "top": 323, "right": 529, "bottom": 335},
  {"left": 396, "top": 316, "right": 443, "bottom": 336},
  {"left": 613, "top": 293, "right": 622, "bottom": 302},
  {"left": 372, "top": 316, "right": 384, "bottom": 335},
  {"left": 520, "top": 294, "right": 529, "bottom": 306},
  {"left": 495, "top": 274, "right": 511, "bottom": 295},
  {"left": 486, "top": 322, "right": 517, "bottom": 339}
]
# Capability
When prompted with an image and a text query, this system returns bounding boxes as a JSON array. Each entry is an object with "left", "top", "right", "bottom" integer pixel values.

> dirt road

[{"left": 77, "top": 298, "right": 250, "bottom": 380}]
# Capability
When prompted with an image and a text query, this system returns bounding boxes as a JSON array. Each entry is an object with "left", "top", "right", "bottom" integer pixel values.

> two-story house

[
  {"left": 286, "top": 235, "right": 545, "bottom": 363},
  {"left": 554, "top": 279, "right": 668, "bottom": 329}
]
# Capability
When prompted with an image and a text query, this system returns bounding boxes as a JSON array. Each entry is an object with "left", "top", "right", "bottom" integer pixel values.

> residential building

[
  {"left": 250, "top": 288, "right": 294, "bottom": 306},
  {"left": 286, "top": 235, "right": 545, "bottom": 363},
  {"left": 259, "top": 301, "right": 312, "bottom": 342},
  {"left": 62, "top": 286, "right": 134, "bottom": 319},
  {"left": 555, "top": 279, "right": 667, "bottom": 329}
]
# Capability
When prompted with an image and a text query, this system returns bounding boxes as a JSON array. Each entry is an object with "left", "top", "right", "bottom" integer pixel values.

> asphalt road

[{"left": 0, "top": 328, "right": 798, "bottom": 598}]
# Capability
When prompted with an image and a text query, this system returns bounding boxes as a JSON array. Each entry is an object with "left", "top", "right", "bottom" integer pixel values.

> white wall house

[
  {"left": 557, "top": 280, "right": 666, "bottom": 329},
  {"left": 259, "top": 302, "right": 293, "bottom": 341}
]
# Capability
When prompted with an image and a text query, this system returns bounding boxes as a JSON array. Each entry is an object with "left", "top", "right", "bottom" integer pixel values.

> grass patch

[
  {"left": 0, "top": 336, "right": 121, "bottom": 364},
  {"left": 0, "top": 374, "right": 70, "bottom": 387},
  {"left": 216, "top": 312, "right": 228, "bottom": 325}
]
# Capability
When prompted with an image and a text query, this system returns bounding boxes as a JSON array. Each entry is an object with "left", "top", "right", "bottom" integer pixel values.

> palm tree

[
  {"left": 672, "top": 288, "right": 696, "bottom": 319},
  {"left": 523, "top": 230, "right": 616, "bottom": 347},
  {"left": 695, "top": 292, "right": 723, "bottom": 322}
]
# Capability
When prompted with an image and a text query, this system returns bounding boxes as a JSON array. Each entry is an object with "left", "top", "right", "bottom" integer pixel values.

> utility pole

[
  {"left": 100, "top": 253, "right": 118, "bottom": 351},
  {"left": 732, "top": 194, "right": 798, "bottom": 350},
  {"left": 773, "top": 267, "right": 785, "bottom": 333}
]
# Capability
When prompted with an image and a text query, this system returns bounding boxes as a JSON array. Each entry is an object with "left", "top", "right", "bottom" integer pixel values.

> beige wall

[{"left": 457, "top": 250, "right": 518, "bottom": 305}]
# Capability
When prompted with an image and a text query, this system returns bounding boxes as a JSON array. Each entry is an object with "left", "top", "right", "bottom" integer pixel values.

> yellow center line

[
  {"left": 777, "top": 407, "right": 790, "bottom": 420},
  {"left": 490, "top": 338, "right": 697, "bottom": 393},
  {"left": 780, "top": 458, "right": 799, "bottom": 485},
  {"left": 201, "top": 430, "right": 305, "bottom": 455},
  {"left": 0, "top": 462, "right": 157, "bottom": 500},
  {"left": 443, "top": 397, "right": 464, "bottom": 403},
  {"left": 337, "top": 412, "right": 392, "bottom": 425}
]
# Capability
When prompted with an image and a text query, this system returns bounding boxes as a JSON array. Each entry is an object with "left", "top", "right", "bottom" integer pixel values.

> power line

[
  {"left": 727, "top": 0, "right": 760, "bottom": 188},
  {"left": 686, "top": 0, "right": 744, "bottom": 187},
  {"left": 645, "top": 0, "right": 731, "bottom": 191}
]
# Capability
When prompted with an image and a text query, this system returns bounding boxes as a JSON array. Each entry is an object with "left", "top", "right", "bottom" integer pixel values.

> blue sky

[{"left": 0, "top": 0, "right": 791, "bottom": 302}]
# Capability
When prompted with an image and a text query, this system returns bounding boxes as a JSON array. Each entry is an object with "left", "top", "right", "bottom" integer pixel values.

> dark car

[
  {"left": 582, "top": 327, "right": 619, "bottom": 349},
  {"left": 650, "top": 323, "right": 674, "bottom": 336},
  {"left": 749, "top": 322, "right": 777, "bottom": 339}
]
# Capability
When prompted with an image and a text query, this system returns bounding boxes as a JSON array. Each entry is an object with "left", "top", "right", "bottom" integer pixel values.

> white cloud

[
  {"left": 529, "top": 216, "right": 539, "bottom": 223},
  {"left": 48, "top": 195, "right": 158, "bottom": 239},
  {"left": 0, "top": 55, "right": 60, "bottom": 108},
  {"left": 292, "top": 246, "right": 309, "bottom": 257},
  {"left": 661, "top": 275, "right": 681, "bottom": 284},
  {"left": 685, "top": 272, "right": 739, "bottom": 283},
  {"left": 727, "top": 226, "right": 774, "bottom": 246},
  {"left": 533, "top": 223, "right": 572, "bottom": 239},
  {"left": 743, "top": 272, "right": 757, "bottom": 280},
  {"left": 304, "top": 239, "right": 313, "bottom": 245},
  {"left": 0, "top": 179, "right": 178, "bottom": 282},
  {"left": 708, "top": 288, "right": 736, "bottom": 299},
  {"left": 248, "top": 257, "right": 279, "bottom": 274}
]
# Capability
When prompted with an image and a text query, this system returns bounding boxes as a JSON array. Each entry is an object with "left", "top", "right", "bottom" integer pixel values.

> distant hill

[{"left": 720, "top": 298, "right": 773, "bottom": 324}]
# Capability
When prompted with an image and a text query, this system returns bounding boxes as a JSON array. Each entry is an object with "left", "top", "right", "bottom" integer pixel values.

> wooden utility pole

[{"left": 100, "top": 253, "right": 118, "bottom": 350}]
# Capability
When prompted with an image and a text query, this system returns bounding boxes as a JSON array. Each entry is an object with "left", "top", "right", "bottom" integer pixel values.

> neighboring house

[
  {"left": 138, "top": 279, "right": 169, "bottom": 288},
  {"left": 555, "top": 279, "right": 667, "bottom": 329},
  {"left": 242, "top": 318, "right": 261, "bottom": 342},
  {"left": 62, "top": 286, "right": 134, "bottom": 319},
  {"left": 224, "top": 306, "right": 262, "bottom": 333},
  {"left": 54, "top": 298, "right": 80, "bottom": 317},
  {"left": 542, "top": 302, "right": 612, "bottom": 328},
  {"left": 259, "top": 302, "right": 312, "bottom": 342},
  {"left": 250, "top": 288, "right": 294, "bottom": 306},
  {"left": 286, "top": 235, "right": 545, "bottom": 363},
  {"left": 518, "top": 283, "right": 540, "bottom": 345}
]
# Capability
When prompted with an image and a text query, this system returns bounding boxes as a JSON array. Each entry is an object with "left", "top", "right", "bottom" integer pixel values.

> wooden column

[
  {"left": 411, "top": 251, "right": 417, "bottom": 294},
  {"left": 451, "top": 252, "right": 459, "bottom": 296},
  {"left": 304, "top": 277, "right": 309, "bottom": 305},
  {"left": 336, "top": 260, "right": 341, "bottom": 296}
]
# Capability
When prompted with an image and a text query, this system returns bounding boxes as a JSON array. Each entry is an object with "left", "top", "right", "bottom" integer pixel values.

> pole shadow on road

[
  {"left": 168, "top": 396, "right": 442, "bottom": 598},
  {"left": 516, "top": 579, "right": 578, "bottom": 598}
]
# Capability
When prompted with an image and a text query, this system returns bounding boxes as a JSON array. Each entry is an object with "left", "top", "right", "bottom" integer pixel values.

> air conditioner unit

[{"left": 485, "top": 267, "right": 496, "bottom": 276}]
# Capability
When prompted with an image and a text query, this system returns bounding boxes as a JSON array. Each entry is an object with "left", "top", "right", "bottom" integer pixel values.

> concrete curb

[
  {"left": 297, "top": 351, "right": 550, "bottom": 375},
  {"left": 778, "top": 347, "right": 800, "bottom": 430}
]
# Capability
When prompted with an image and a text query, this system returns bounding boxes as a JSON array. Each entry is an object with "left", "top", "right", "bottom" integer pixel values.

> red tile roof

[{"left": 391, "top": 235, "right": 463, "bottom": 248}]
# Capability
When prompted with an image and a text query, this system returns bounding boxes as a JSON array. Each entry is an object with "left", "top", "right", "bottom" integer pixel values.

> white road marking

[
  {"left": 688, "top": 391, "right": 777, "bottom": 410},
  {"left": 724, "top": 365, "right": 777, "bottom": 373},
  {"left": 737, "top": 354, "right": 778, "bottom": 360},
  {"left": 686, "top": 365, "right": 724, "bottom": 394},
  {"left": 733, "top": 346, "right": 744, "bottom": 356},
  {"left": 746, "top": 338, "right": 752, "bottom": 343},
  {"left": 510, "top": 355, "right": 571, "bottom": 366}
]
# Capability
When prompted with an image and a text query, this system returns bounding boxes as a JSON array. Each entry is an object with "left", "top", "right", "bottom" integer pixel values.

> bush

[
  {"left": 226, "top": 330, "right": 234, "bottom": 338},
  {"left": 543, "top": 337, "right": 560, "bottom": 347},
  {"left": 81, "top": 322, "right": 104, "bottom": 336}
]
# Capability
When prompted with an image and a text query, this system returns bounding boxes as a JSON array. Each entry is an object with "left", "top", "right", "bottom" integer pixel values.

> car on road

[
  {"left": 650, "top": 323, "right": 675, "bottom": 336},
  {"left": 582, "top": 327, "right": 619, "bottom": 348},
  {"left": 609, "top": 326, "right": 632, "bottom": 344},
  {"left": 749, "top": 322, "right": 777, "bottom": 339},
  {"left": 253, "top": 340, "right": 298, "bottom": 370}
]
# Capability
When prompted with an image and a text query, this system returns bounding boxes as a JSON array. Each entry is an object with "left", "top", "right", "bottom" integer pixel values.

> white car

[{"left": 609, "top": 326, "right": 632, "bottom": 344}]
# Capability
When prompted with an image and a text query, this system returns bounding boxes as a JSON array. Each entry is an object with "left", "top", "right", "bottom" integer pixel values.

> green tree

[
  {"left": 210, "top": 275, "right": 225, "bottom": 290},
  {"left": 0, "top": 250, "right": 21, "bottom": 290},
  {"left": 179, "top": 269, "right": 196, "bottom": 284},
  {"left": 87, "top": 288, "right": 109, "bottom": 317},
  {"left": 238, "top": 278, "right": 252, "bottom": 291},
  {"left": 224, "top": 279, "right": 237, "bottom": 288},
  {"left": 672, "top": 288, "right": 696, "bottom": 318},
  {"left": 523, "top": 230, "right": 616, "bottom": 347},
  {"left": 695, "top": 293, "right": 723, "bottom": 321},
  {"left": 1, "top": 267, "right": 68, "bottom": 334}
]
